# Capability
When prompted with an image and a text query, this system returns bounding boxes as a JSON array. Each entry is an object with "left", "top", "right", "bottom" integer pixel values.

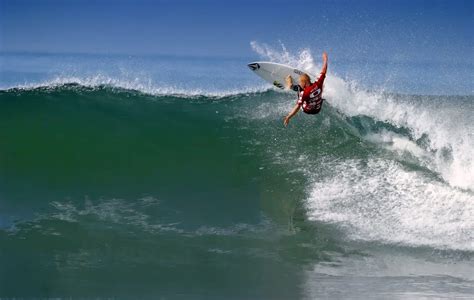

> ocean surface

[{"left": 0, "top": 45, "right": 473, "bottom": 299}]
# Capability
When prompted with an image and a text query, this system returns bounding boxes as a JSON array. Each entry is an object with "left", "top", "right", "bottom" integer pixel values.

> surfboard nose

[{"left": 247, "top": 63, "right": 260, "bottom": 71}]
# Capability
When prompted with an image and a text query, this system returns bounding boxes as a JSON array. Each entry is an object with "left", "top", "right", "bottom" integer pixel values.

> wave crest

[{"left": 0, "top": 75, "right": 271, "bottom": 99}]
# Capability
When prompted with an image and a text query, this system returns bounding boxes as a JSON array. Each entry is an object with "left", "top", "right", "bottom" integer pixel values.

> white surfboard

[{"left": 247, "top": 62, "right": 316, "bottom": 90}]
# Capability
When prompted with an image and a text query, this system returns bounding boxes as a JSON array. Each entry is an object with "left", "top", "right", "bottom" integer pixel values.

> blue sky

[{"left": 1, "top": 0, "right": 473, "bottom": 63}]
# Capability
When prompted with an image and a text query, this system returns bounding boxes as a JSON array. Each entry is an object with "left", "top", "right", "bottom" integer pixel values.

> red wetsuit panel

[{"left": 297, "top": 72, "right": 326, "bottom": 114}]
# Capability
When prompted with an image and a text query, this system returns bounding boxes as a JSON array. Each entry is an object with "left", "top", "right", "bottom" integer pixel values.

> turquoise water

[{"left": 0, "top": 51, "right": 473, "bottom": 298}]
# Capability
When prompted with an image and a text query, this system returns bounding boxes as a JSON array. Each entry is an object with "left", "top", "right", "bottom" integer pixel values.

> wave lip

[{"left": 0, "top": 75, "right": 271, "bottom": 99}]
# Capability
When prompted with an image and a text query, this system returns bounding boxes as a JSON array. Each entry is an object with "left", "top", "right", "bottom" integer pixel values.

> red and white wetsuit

[{"left": 293, "top": 72, "right": 326, "bottom": 114}]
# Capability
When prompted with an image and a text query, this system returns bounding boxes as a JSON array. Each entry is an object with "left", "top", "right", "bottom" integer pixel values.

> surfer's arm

[
  {"left": 283, "top": 104, "right": 301, "bottom": 127},
  {"left": 320, "top": 52, "right": 328, "bottom": 75},
  {"left": 313, "top": 52, "right": 328, "bottom": 88}
]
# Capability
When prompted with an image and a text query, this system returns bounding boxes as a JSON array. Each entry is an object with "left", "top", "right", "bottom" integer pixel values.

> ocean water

[{"left": 0, "top": 45, "right": 473, "bottom": 299}]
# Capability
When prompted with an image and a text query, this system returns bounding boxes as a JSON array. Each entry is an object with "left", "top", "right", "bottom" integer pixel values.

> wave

[
  {"left": 2, "top": 67, "right": 472, "bottom": 192},
  {"left": 1, "top": 47, "right": 473, "bottom": 252}
]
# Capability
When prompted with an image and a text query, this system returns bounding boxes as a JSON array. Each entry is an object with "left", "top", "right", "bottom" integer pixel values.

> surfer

[{"left": 283, "top": 52, "right": 328, "bottom": 126}]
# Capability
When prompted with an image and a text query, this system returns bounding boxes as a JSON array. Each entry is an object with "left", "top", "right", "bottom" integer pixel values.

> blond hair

[{"left": 299, "top": 73, "right": 311, "bottom": 85}]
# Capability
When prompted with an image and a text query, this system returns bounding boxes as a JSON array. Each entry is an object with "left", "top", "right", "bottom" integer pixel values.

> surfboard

[{"left": 247, "top": 62, "right": 316, "bottom": 90}]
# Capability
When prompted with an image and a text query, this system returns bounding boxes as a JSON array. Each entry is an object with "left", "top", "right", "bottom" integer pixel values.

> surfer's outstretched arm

[
  {"left": 284, "top": 104, "right": 301, "bottom": 127},
  {"left": 321, "top": 52, "right": 328, "bottom": 74}
]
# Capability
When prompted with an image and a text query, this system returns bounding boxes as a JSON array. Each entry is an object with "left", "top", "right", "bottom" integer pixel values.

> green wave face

[
  {"left": 0, "top": 85, "right": 363, "bottom": 198},
  {"left": 0, "top": 85, "right": 472, "bottom": 298}
]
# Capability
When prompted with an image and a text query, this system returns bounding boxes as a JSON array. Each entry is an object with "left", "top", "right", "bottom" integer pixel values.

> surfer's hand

[
  {"left": 322, "top": 52, "right": 328, "bottom": 61},
  {"left": 283, "top": 116, "right": 290, "bottom": 127}
]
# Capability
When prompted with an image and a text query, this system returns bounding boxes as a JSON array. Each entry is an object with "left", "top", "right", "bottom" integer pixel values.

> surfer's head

[{"left": 299, "top": 74, "right": 311, "bottom": 87}]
